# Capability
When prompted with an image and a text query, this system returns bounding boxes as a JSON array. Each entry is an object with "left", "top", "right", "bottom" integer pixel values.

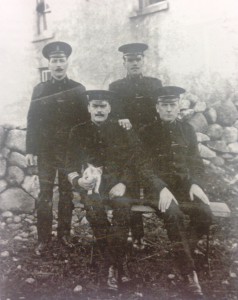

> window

[
  {"left": 139, "top": 0, "right": 164, "bottom": 9},
  {"left": 33, "top": 0, "right": 54, "bottom": 42},
  {"left": 39, "top": 68, "right": 51, "bottom": 82},
  {"left": 131, "top": 0, "right": 168, "bottom": 17}
]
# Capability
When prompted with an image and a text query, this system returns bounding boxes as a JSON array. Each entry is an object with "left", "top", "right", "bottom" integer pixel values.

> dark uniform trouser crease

[
  {"left": 144, "top": 186, "right": 212, "bottom": 275},
  {"left": 37, "top": 152, "right": 74, "bottom": 243},
  {"left": 85, "top": 196, "right": 130, "bottom": 269}
]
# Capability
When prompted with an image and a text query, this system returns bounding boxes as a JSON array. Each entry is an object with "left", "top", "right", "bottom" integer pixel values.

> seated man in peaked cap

[
  {"left": 139, "top": 86, "right": 212, "bottom": 298},
  {"left": 26, "top": 41, "right": 89, "bottom": 255},
  {"left": 66, "top": 90, "right": 165, "bottom": 291},
  {"left": 109, "top": 42, "right": 163, "bottom": 249}
]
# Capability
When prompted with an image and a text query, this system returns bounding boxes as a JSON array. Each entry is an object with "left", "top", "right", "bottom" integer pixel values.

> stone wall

[
  {"left": 1, "top": 92, "right": 238, "bottom": 213},
  {"left": 0, "top": 125, "right": 37, "bottom": 213}
]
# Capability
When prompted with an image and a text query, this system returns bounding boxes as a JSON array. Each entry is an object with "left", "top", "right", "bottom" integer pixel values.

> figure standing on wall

[
  {"left": 109, "top": 43, "right": 163, "bottom": 250},
  {"left": 26, "top": 41, "right": 89, "bottom": 255}
]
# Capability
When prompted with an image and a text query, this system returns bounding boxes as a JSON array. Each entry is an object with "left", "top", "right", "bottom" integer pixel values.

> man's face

[
  {"left": 156, "top": 99, "right": 180, "bottom": 122},
  {"left": 88, "top": 100, "right": 111, "bottom": 124},
  {"left": 48, "top": 55, "right": 68, "bottom": 80},
  {"left": 123, "top": 55, "right": 144, "bottom": 77}
]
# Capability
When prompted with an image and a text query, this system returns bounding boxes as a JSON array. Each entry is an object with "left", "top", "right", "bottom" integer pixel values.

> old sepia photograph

[{"left": 0, "top": 1, "right": 237, "bottom": 299}]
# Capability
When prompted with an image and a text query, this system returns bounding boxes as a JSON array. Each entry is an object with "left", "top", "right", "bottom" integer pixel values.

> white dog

[{"left": 82, "top": 163, "right": 103, "bottom": 195}]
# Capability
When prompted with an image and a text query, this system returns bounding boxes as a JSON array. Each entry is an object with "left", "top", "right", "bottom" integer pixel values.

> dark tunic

[
  {"left": 109, "top": 76, "right": 162, "bottom": 128},
  {"left": 139, "top": 118, "right": 204, "bottom": 194},
  {"left": 26, "top": 77, "right": 89, "bottom": 155},
  {"left": 66, "top": 119, "right": 142, "bottom": 196}
]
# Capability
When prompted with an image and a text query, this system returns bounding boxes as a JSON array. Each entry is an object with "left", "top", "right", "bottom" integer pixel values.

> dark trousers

[
  {"left": 144, "top": 180, "right": 212, "bottom": 275},
  {"left": 81, "top": 174, "right": 132, "bottom": 269},
  {"left": 37, "top": 151, "right": 73, "bottom": 243}
]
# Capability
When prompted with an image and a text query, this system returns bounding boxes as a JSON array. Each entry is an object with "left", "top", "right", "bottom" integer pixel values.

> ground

[{"left": 0, "top": 165, "right": 238, "bottom": 300}]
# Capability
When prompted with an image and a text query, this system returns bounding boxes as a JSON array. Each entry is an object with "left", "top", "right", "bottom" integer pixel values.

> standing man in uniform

[
  {"left": 139, "top": 86, "right": 212, "bottom": 298},
  {"left": 109, "top": 43, "right": 163, "bottom": 248},
  {"left": 26, "top": 41, "right": 89, "bottom": 255}
]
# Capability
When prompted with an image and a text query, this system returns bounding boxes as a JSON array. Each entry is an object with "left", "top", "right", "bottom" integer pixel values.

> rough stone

[
  {"left": 6, "top": 166, "right": 25, "bottom": 186},
  {"left": 22, "top": 175, "right": 39, "bottom": 199},
  {"left": 221, "top": 127, "right": 238, "bottom": 144},
  {"left": 9, "top": 152, "right": 27, "bottom": 169},
  {"left": 5, "top": 129, "right": 26, "bottom": 154},
  {"left": 0, "top": 188, "right": 35, "bottom": 213},
  {"left": 26, "top": 166, "right": 38, "bottom": 175},
  {"left": 228, "top": 143, "right": 238, "bottom": 153},
  {"left": 184, "top": 93, "right": 199, "bottom": 105},
  {"left": 179, "top": 109, "right": 194, "bottom": 121},
  {"left": 215, "top": 100, "right": 238, "bottom": 126},
  {"left": 179, "top": 99, "right": 191, "bottom": 110},
  {"left": 233, "top": 120, "right": 238, "bottom": 130},
  {"left": 198, "top": 144, "right": 216, "bottom": 158},
  {"left": 206, "top": 141, "right": 229, "bottom": 153},
  {"left": 1, "top": 211, "right": 13, "bottom": 218},
  {"left": 204, "top": 107, "right": 217, "bottom": 124},
  {"left": 202, "top": 159, "right": 211, "bottom": 165},
  {"left": 222, "top": 153, "right": 234, "bottom": 159},
  {"left": 13, "top": 216, "right": 21, "bottom": 223},
  {"left": 189, "top": 113, "right": 208, "bottom": 134},
  {"left": 8, "top": 223, "right": 23, "bottom": 230},
  {"left": 6, "top": 217, "right": 13, "bottom": 224},
  {"left": 1, "top": 251, "right": 10, "bottom": 258},
  {"left": 1, "top": 147, "right": 10, "bottom": 159},
  {"left": 207, "top": 124, "right": 224, "bottom": 140},
  {"left": 194, "top": 101, "right": 207, "bottom": 113},
  {"left": 0, "top": 180, "right": 7, "bottom": 193},
  {"left": 0, "top": 126, "right": 5, "bottom": 149},
  {"left": 196, "top": 133, "right": 210, "bottom": 143},
  {"left": 73, "top": 285, "right": 83, "bottom": 293},
  {"left": 0, "top": 157, "right": 7, "bottom": 179},
  {"left": 211, "top": 156, "right": 225, "bottom": 166}
]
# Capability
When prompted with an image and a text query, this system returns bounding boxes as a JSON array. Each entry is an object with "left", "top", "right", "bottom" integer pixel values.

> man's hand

[
  {"left": 158, "top": 187, "right": 178, "bottom": 212},
  {"left": 118, "top": 119, "right": 132, "bottom": 130},
  {"left": 78, "top": 177, "right": 96, "bottom": 191},
  {"left": 189, "top": 184, "right": 210, "bottom": 205},
  {"left": 109, "top": 183, "right": 126, "bottom": 199},
  {"left": 26, "top": 154, "right": 38, "bottom": 166}
]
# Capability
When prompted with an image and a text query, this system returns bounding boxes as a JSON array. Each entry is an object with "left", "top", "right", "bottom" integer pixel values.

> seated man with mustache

[{"left": 66, "top": 90, "right": 165, "bottom": 291}]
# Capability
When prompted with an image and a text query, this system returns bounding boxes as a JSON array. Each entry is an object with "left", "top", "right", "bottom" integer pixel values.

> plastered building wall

[{"left": 1, "top": 0, "right": 238, "bottom": 125}]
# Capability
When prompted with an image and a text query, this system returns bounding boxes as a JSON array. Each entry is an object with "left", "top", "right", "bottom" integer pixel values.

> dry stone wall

[
  {"left": 0, "top": 96, "right": 238, "bottom": 213},
  {"left": 0, "top": 126, "right": 38, "bottom": 213}
]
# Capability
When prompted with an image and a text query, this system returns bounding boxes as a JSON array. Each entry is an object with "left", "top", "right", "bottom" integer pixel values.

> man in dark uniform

[
  {"left": 66, "top": 90, "right": 164, "bottom": 291},
  {"left": 26, "top": 41, "right": 88, "bottom": 255},
  {"left": 109, "top": 43, "right": 163, "bottom": 248},
  {"left": 139, "top": 86, "right": 212, "bottom": 298}
]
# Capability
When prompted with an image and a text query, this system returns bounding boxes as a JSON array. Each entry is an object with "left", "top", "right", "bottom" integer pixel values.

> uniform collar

[
  {"left": 126, "top": 74, "right": 143, "bottom": 81},
  {"left": 50, "top": 76, "right": 69, "bottom": 85}
]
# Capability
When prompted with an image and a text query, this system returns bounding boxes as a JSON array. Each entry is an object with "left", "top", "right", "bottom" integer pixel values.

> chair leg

[
  {"left": 205, "top": 228, "right": 211, "bottom": 277},
  {"left": 90, "top": 235, "right": 95, "bottom": 265}
]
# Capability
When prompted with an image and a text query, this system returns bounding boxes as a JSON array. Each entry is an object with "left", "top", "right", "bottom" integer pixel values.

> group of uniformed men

[{"left": 26, "top": 41, "right": 212, "bottom": 298}]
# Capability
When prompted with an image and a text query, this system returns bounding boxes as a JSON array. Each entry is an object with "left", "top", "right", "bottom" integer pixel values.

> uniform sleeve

[
  {"left": 26, "top": 86, "right": 42, "bottom": 155},
  {"left": 186, "top": 124, "right": 205, "bottom": 188},
  {"left": 65, "top": 126, "right": 85, "bottom": 188},
  {"left": 120, "top": 129, "right": 166, "bottom": 193},
  {"left": 108, "top": 81, "right": 126, "bottom": 120},
  {"left": 74, "top": 84, "right": 90, "bottom": 123}
]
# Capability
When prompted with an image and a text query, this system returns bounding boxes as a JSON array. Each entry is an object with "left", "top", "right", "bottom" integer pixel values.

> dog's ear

[
  {"left": 97, "top": 166, "right": 103, "bottom": 173},
  {"left": 87, "top": 163, "right": 93, "bottom": 168}
]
